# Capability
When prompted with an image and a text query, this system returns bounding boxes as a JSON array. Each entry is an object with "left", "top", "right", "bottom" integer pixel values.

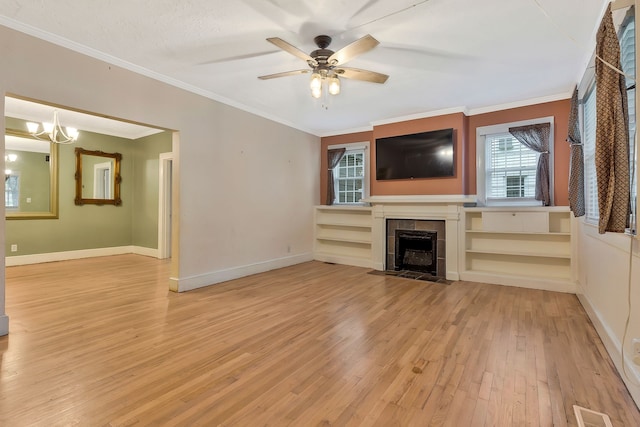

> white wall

[
  {"left": 576, "top": 220, "right": 640, "bottom": 406},
  {"left": 0, "top": 26, "right": 320, "bottom": 333}
]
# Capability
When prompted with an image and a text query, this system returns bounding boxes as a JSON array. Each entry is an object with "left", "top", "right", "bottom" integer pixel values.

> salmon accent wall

[
  {"left": 320, "top": 99, "right": 571, "bottom": 206},
  {"left": 372, "top": 113, "right": 467, "bottom": 196},
  {"left": 467, "top": 99, "right": 571, "bottom": 206}
]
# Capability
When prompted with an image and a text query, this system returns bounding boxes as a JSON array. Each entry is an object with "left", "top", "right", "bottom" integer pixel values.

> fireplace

[
  {"left": 386, "top": 219, "right": 446, "bottom": 278},
  {"left": 395, "top": 230, "right": 437, "bottom": 275}
]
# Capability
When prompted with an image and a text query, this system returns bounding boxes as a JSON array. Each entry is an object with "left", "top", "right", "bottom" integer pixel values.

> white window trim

[
  {"left": 476, "top": 116, "right": 555, "bottom": 207},
  {"left": 581, "top": 81, "right": 599, "bottom": 225},
  {"left": 578, "top": 53, "right": 598, "bottom": 226},
  {"left": 328, "top": 141, "right": 370, "bottom": 205}
]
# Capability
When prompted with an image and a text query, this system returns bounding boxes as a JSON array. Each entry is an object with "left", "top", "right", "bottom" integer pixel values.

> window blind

[
  {"left": 485, "top": 134, "right": 538, "bottom": 200},
  {"left": 620, "top": 14, "right": 637, "bottom": 230},
  {"left": 583, "top": 86, "right": 598, "bottom": 222}
]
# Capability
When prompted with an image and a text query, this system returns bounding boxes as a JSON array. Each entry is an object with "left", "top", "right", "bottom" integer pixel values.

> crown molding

[
  {"left": 467, "top": 92, "right": 573, "bottom": 116},
  {"left": 370, "top": 107, "right": 469, "bottom": 127},
  {"left": 319, "top": 125, "right": 374, "bottom": 138},
  {"left": 0, "top": 18, "right": 318, "bottom": 137}
]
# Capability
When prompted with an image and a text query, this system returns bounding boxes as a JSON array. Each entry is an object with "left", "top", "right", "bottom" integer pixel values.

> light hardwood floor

[{"left": 1, "top": 255, "right": 639, "bottom": 426}]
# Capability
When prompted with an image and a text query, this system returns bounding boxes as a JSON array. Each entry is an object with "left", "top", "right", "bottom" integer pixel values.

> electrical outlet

[
  {"left": 10, "top": 244, "right": 17, "bottom": 252},
  {"left": 633, "top": 339, "right": 640, "bottom": 366}
]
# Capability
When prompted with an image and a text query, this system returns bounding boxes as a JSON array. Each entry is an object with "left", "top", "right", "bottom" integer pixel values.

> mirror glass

[
  {"left": 5, "top": 129, "right": 58, "bottom": 219},
  {"left": 75, "top": 148, "right": 121, "bottom": 205}
]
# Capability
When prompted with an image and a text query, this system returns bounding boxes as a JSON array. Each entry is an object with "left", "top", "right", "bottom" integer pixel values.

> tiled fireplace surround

[
  {"left": 366, "top": 195, "right": 473, "bottom": 281},
  {"left": 386, "top": 219, "right": 446, "bottom": 277}
]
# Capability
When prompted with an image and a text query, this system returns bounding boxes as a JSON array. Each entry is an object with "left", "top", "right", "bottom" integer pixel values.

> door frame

[{"left": 158, "top": 152, "right": 173, "bottom": 259}]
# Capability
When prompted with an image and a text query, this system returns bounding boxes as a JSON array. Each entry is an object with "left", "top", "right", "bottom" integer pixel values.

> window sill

[
  {"left": 480, "top": 200, "right": 544, "bottom": 208},
  {"left": 331, "top": 202, "right": 370, "bottom": 207}
]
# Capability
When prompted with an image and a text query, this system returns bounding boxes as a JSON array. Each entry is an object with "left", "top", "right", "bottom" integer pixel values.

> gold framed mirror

[
  {"left": 5, "top": 129, "right": 58, "bottom": 219},
  {"left": 74, "top": 147, "right": 122, "bottom": 205}
]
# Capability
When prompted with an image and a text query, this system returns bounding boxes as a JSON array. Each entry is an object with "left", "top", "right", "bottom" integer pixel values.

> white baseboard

[
  {"left": 313, "top": 253, "right": 373, "bottom": 269},
  {"left": 132, "top": 246, "right": 159, "bottom": 258},
  {"left": 0, "top": 314, "right": 8, "bottom": 336},
  {"left": 5, "top": 245, "right": 159, "bottom": 266},
  {"left": 446, "top": 270, "right": 460, "bottom": 281},
  {"left": 576, "top": 282, "right": 640, "bottom": 408},
  {"left": 175, "top": 252, "right": 314, "bottom": 292},
  {"left": 459, "top": 270, "right": 576, "bottom": 293}
]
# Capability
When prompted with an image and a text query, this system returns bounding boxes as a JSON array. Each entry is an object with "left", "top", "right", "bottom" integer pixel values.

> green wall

[
  {"left": 132, "top": 132, "right": 172, "bottom": 249},
  {"left": 5, "top": 117, "right": 172, "bottom": 256}
]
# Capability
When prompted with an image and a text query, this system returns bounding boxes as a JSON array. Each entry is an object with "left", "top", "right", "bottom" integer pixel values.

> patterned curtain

[
  {"left": 326, "top": 148, "right": 346, "bottom": 205},
  {"left": 567, "top": 88, "right": 585, "bottom": 217},
  {"left": 509, "top": 123, "right": 551, "bottom": 206},
  {"left": 595, "top": 4, "right": 630, "bottom": 233}
]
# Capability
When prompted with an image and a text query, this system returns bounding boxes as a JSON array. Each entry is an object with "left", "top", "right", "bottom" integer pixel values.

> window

[
  {"left": 476, "top": 118, "right": 554, "bottom": 206},
  {"left": 506, "top": 176, "right": 526, "bottom": 198},
  {"left": 583, "top": 84, "right": 598, "bottom": 222},
  {"left": 485, "top": 133, "right": 538, "bottom": 202},
  {"left": 329, "top": 142, "right": 370, "bottom": 205},
  {"left": 335, "top": 150, "right": 364, "bottom": 203},
  {"left": 620, "top": 11, "right": 637, "bottom": 232},
  {"left": 5, "top": 173, "right": 20, "bottom": 209}
]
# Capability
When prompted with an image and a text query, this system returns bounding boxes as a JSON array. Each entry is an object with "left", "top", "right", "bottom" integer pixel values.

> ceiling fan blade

[
  {"left": 328, "top": 34, "right": 379, "bottom": 65},
  {"left": 258, "top": 69, "right": 311, "bottom": 80},
  {"left": 266, "top": 37, "right": 317, "bottom": 65},
  {"left": 199, "top": 49, "right": 280, "bottom": 65},
  {"left": 336, "top": 67, "right": 389, "bottom": 84}
]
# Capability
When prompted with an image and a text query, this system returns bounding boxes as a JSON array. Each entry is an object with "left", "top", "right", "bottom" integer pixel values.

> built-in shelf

[
  {"left": 465, "top": 249, "right": 570, "bottom": 259},
  {"left": 461, "top": 207, "right": 573, "bottom": 292},
  {"left": 465, "top": 230, "right": 571, "bottom": 236},
  {"left": 314, "top": 206, "right": 373, "bottom": 268}
]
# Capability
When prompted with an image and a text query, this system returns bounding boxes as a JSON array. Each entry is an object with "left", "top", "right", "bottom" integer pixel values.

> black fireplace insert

[{"left": 394, "top": 229, "right": 438, "bottom": 275}]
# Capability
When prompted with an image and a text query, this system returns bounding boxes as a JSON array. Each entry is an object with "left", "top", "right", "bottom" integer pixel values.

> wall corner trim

[{"left": 0, "top": 315, "right": 8, "bottom": 336}]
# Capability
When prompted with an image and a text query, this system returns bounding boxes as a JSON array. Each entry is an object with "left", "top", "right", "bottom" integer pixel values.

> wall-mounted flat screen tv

[{"left": 376, "top": 128, "right": 455, "bottom": 180}]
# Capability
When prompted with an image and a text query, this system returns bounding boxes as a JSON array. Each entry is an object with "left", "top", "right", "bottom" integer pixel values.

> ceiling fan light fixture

[
  {"left": 263, "top": 34, "right": 387, "bottom": 102},
  {"left": 328, "top": 75, "right": 340, "bottom": 95},
  {"left": 310, "top": 72, "right": 322, "bottom": 91}
]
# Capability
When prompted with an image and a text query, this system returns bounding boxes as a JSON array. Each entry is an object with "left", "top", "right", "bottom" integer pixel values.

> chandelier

[{"left": 26, "top": 110, "right": 79, "bottom": 144}]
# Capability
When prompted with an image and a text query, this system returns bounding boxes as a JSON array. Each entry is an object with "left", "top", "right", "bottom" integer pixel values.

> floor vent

[{"left": 573, "top": 405, "right": 613, "bottom": 427}]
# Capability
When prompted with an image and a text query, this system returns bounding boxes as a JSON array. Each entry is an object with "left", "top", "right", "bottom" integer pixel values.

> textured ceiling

[{"left": 0, "top": 0, "right": 610, "bottom": 136}]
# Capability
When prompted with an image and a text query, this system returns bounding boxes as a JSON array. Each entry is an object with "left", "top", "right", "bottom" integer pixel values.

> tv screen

[{"left": 375, "top": 128, "right": 455, "bottom": 180}]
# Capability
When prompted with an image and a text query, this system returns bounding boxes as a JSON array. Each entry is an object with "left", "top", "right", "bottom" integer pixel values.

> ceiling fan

[{"left": 258, "top": 34, "right": 389, "bottom": 98}]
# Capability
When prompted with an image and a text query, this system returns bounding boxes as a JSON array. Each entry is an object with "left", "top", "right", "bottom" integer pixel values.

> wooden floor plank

[{"left": 0, "top": 255, "right": 638, "bottom": 426}]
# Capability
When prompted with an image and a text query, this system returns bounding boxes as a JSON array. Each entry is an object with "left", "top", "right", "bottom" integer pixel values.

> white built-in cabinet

[
  {"left": 312, "top": 204, "right": 574, "bottom": 293},
  {"left": 461, "top": 207, "right": 574, "bottom": 292},
  {"left": 313, "top": 206, "right": 373, "bottom": 268}
]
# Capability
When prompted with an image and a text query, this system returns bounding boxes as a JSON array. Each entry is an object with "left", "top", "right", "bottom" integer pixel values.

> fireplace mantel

[
  {"left": 362, "top": 195, "right": 477, "bottom": 205},
  {"left": 364, "top": 195, "right": 476, "bottom": 280}
]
